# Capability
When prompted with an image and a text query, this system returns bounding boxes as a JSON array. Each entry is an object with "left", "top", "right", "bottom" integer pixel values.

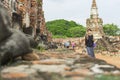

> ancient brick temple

[
  {"left": 86, "top": 0, "right": 104, "bottom": 39},
  {"left": 1, "top": 0, "right": 52, "bottom": 42}
]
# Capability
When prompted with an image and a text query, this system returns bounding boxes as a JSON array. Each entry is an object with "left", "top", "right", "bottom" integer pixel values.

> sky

[{"left": 43, "top": 0, "right": 120, "bottom": 27}]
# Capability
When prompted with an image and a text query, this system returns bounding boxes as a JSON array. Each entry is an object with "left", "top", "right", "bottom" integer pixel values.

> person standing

[
  {"left": 64, "top": 41, "right": 70, "bottom": 48},
  {"left": 85, "top": 29, "right": 95, "bottom": 58},
  {"left": 71, "top": 41, "right": 75, "bottom": 51}
]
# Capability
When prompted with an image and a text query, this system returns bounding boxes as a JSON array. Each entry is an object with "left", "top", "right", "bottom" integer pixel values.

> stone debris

[
  {"left": 2, "top": 72, "right": 28, "bottom": 79},
  {"left": 22, "top": 52, "right": 40, "bottom": 61},
  {"left": 1, "top": 49, "right": 120, "bottom": 80},
  {"left": 31, "top": 59, "right": 65, "bottom": 65}
]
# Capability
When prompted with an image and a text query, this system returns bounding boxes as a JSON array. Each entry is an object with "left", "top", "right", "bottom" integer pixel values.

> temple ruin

[
  {"left": 1, "top": 0, "right": 52, "bottom": 42},
  {"left": 86, "top": 0, "right": 120, "bottom": 52},
  {"left": 86, "top": 0, "right": 105, "bottom": 39}
]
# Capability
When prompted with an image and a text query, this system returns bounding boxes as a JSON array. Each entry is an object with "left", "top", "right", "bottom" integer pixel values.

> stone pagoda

[{"left": 86, "top": 0, "right": 104, "bottom": 39}]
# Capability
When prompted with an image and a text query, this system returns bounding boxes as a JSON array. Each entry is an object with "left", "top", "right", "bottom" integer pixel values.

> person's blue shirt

[{"left": 64, "top": 41, "right": 70, "bottom": 47}]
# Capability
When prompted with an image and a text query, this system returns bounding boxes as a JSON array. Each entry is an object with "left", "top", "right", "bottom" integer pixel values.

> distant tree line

[
  {"left": 46, "top": 19, "right": 120, "bottom": 38},
  {"left": 46, "top": 19, "right": 86, "bottom": 38},
  {"left": 103, "top": 24, "right": 120, "bottom": 36}
]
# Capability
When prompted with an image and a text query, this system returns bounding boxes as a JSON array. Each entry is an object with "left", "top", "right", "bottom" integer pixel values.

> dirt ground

[
  {"left": 96, "top": 54, "right": 120, "bottom": 69},
  {"left": 75, "top": 48, "right": 120, "bottom": 69}
]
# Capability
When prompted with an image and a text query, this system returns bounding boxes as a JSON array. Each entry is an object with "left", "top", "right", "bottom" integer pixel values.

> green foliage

[
  {"left": 52, "top": 35, "right": 67, "bottom": 38},
  {"left": 94, "top": 75, "right": 120, "bottom": 80},
  {"left": 67, "top": 26, "right": 86, "bottom": 37},
  {"left": 103, "top": 24, "right": 120, "bottom": 36},
  {"left": 85, "top": 75, "right": 120, "bottom": 80},
  {"left": 36, "top": 43, "right": 46, "bottom": 52},
  {"left": 46, "top": 19, "right": 86, "bottom": 38}
]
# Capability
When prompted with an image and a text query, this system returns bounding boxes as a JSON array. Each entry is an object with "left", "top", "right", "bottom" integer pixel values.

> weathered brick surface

[{"left": 1, "top": 0, "right": 52, "bottom": 41}]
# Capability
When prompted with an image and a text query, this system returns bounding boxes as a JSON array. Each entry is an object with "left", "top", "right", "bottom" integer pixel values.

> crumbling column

[
  {"left": 30, "top": 0, "right": 37, "bottom": 37},
  {"left": 1, "top": 0, "right": 52, "bottom": 42},
  {"left": 37, "top": 0, "right": 42, "bottom": 35},
  {"left": 37, "top": 0, "right": 52, "bottom": 42}
]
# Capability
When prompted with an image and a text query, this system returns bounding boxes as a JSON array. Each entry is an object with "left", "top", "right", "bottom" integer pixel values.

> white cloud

[{"left": 43, "top": 0, "right": 120, "bottom": 27}]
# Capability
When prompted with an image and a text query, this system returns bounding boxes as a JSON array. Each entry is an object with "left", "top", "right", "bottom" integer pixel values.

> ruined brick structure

[
  {"left": 1, "top": 0, "right": 52, "bottom": 42},
  {"left": 86, "top": 0, "right": 117, "bottom": 52},
  {"left": 37, "top": 0, "right": 52, "bottom": 42},
  {"left": 86, "top": 0, "right": 104, "bottom": 39}
]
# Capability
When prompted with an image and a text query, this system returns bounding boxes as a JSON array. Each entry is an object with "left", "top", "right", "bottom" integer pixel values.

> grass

[{"left": 85, "top": 75, "right": 120, "bottom": 80}]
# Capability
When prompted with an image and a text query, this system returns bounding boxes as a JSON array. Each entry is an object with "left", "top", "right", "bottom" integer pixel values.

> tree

[
  {"left": 46, "top": 19, "right": 86, "bottom": 37},
  {"left": 103, "top": 24, "right": 120, "bottom": 36},
  {"left": 67, "top": 26, "right": 86, "bottom": 37}
]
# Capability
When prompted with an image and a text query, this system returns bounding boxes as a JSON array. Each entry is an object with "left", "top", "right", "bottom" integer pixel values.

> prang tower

[{"left": 86, "top": 0, "right": 104, "bottom": 39}]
